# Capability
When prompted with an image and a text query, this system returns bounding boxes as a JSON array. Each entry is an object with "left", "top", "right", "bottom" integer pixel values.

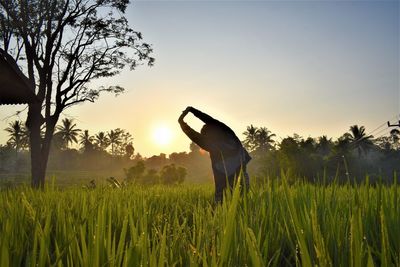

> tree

[
  {"left": 125, "top": 143, "right": 134, "bottom": 159},
  {"left": 55, "top": 118, "right": 81, "bottom": 149},
  {"left": 278, "top": 136, "right": 300, "bottom": 171},
  {"left": 0, "top": 144, "right": 15, "bottom": 171},
  {"left": 0, "top": 0, "right": 154, "bottom": 188},
  {"left": 107, "top": 129, "right": 122, "bottom": 156},
  {"left": 5, "top": 120, "right": 28, "bottom": 152},
  {"left": 189, "top": 142, "right": 200, "bottom": 153},
  {"left": 299, "top": 137, "right": 316, "bottom": 153},
  {"left": 243, "top": 124, "right": 258, "bottom": 151},
  {"left": 375, "top": 136, "right": 392, "bottom": 151},
  {"left": 316, "top": 135, "right": 332, "bottom": 157},
  {"left": 243, "top": 125, "right": 275, "bottom": 153},
  {"left": 348, "top": 125, "right": 374, "bottom": 157},
  {"left": 255, "top": 127, "right": 276, "bottom": 152},
  {"left": 334, "top": 133, "right": 352, "bottom": 155},
  {"left": 142, "top": 168, "right": 159, "bottom": 185},
  {"left": 376, "top": 129, "right": 400, "bottom": 151},
  {"left": 94, "top": 131, "right": 110, "bottom": 151},
  {"left": 79, "top": 130, "right": 94, "bottom": 152},
  {"left": 389, "top": 129, "right": 400, "bottom": 150},
  {"left": 117, "top": 129, "right": 133, "bottom": 156},
  {"left": 5, "top": 120, "right": 29, "bottom": 157},
  {"left": 159, "top": 164, "right": 186, "bottom": 185},
  {"left": 124, "top": 160, "right": 146, "bottom": 182}
]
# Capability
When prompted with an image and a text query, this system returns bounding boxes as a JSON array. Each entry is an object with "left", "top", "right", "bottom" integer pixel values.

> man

[{"left": 178, "top": 106, "right": 251, "bottom": 202}]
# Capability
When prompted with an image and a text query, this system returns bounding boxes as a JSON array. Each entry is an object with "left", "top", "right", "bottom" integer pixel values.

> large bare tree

[{"left": 0, "top": 0, "right": 154, "bottom": 187}]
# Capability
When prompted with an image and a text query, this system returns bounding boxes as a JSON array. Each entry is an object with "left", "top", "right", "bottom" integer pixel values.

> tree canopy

[{"left": 0, "top": 0, "right": 154, "bottom": 187}]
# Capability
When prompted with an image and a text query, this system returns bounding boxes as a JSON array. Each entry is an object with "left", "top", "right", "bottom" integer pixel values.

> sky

[{"left": 0, "top": 0, "right": 399, "bottom": 157}]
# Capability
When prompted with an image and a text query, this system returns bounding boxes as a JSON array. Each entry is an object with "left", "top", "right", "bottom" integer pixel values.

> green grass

[{"left": 0, "top": 177, "right": 399, "bottom": 266}]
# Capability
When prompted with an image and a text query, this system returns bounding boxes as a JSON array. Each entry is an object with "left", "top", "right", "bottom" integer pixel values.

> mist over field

[{"left": 1, "top": 119, "right": 400, "bottom": 187}]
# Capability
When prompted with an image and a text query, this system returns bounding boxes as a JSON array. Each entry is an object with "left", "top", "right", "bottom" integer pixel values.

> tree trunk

[
  {"left": 27, "top": 103, "right": 58, "bottom": 189},
  {"left": 30, "top": 146, "right": 46, "bottom": 188},
  {"left": 27, "top": 103, "right": 43, "bottom": 188}
]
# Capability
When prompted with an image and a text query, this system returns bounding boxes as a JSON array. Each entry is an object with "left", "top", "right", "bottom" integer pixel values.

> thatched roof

[{"left": 0, "top": 49, "right": 38, "bottom": 105}]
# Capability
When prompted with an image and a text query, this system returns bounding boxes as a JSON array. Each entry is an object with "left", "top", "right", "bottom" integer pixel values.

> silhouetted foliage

[
  {"left": 1, "top": 121, "right": 399, "bottom": 185},
  {"left": 189, "top": 142, "right": 200, "bottom": 153},
  {"left": 124, "top": 160, "right": 146, "bottom": 183},
  {"left": 124, "top": 161, "right": 186, "bottom": 185},
  {"left": 79, "top": 130, "right": 95, "bottom": 153},
  {"left": 159, "top": 164, "right": 186, "bottom": 185},
  {"left": 125, "top": 144, "right": 135, "bottom": 160},
  {"left": 108, "top": 129, "right": 122, "bottom": 156},
  {"left": 5, "top": 120, "right": 29, "bottom": 154},
  {"left": 94, "top": 132, "right": 110, "bottom": 151},
  {"left": 0, "top": 0, "right": 154, "bottom": 187},
  {"left": 247, "top": 125, "right": 399, "bottom": 184},
  {"left": 243, "top": 125, "right": 276, "bottom": 153},
  {"left": 348, "top": 125, "right": 374, "bottom": 157},
  {"left": 56, "top": 119, "right": 81, "bottom": 149},
  {"left": 142, "top": 169, "right": 160, "bottom": 185}
]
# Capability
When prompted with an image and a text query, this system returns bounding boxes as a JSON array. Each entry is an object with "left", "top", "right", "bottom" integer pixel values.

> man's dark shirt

[{"left": 179, "top": 108, "right": 251, "bottom": 183}]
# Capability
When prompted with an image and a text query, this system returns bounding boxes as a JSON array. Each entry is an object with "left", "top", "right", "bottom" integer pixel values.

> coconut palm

[
  {"left": 79, "top": 130, "right": 94, "bottom": 152},
  {"left": 56, "top": 118, "right": 81, "bottom": 149},
  {"left": 94, "top": 132, "right": 110, "bottom": 151},
  {"left": 333, "top": 133, "right": 352, "bottom": 156},
  {"left": 255, "top": 127, "right": 276, "bottom": 152},
  {"left": 348, "top": 125, "right": 374, "bottom": 157},
  {"left": 5, "top": 120, "right": 29, "bottom": 155},
  {"left": 316, "top": 135, "right": 333, "bottom": 156},
  {"left": 243, "top": 125, "right": 258, "bottom": 151},
  {"left": 243, "top": 125, "right": 275, "bottom": 152},
  {"left": 108, "top": 129, "right": 122, "bottom": 156}
]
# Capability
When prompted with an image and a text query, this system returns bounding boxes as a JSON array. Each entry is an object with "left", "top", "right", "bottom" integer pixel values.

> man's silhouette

[{"left": 178, "top": 106, "right": 251, "bottom": 202}]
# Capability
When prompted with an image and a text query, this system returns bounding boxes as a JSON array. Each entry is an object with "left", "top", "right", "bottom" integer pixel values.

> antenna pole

[{"left": 387, "top": 120, "right": 400, "bottom": 128}]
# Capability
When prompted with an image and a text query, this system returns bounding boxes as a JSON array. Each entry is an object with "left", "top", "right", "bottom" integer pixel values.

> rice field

[{"left": 0, "top": 176, "right": 399, "bottom": 266}]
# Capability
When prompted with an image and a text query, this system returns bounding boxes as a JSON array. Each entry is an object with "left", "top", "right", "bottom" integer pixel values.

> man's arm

[
  {"left": 178, "top": 108, "right": 210, "bottom": 150},
  {"left": 189, "top": 107, "right": 236, "bottom": 137},
  {"left": 188, "top": 107, "right": 217, "bottom": 124}
]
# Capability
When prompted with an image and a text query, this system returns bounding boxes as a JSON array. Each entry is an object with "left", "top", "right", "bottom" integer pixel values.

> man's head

[
  {"left": 200, "top": 124, "right": 211, "bottom": 136},
  {"left": 201, "top": 124, "right": 222, "bottom": 142}
]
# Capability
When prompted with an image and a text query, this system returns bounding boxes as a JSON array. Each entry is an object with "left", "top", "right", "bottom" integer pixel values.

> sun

[{"left": 152, "top": 126, "right": 173, "bottom": 146}]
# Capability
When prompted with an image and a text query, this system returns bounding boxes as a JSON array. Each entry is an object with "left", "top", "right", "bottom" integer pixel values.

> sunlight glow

[{"left": 152, "top": 126, "right": 173, "bottom": 146}]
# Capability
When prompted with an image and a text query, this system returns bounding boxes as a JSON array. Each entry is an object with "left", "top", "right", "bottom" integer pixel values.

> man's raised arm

[
  {"left": 188, "top": 107, "right": 217, "bottom": 124},
  {"left": 178, "top": 108, "right": 209, "bottom": 150}
]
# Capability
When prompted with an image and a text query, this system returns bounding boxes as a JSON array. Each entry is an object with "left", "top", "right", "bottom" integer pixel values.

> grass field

[{"left": 0, "top": 176, "right": 399, "bottom": 266}]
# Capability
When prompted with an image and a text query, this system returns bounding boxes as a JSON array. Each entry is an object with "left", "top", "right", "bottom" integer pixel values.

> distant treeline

[
  {"left": 0, "top": 119, "right": 212, "bottom": 183},
  {"left": 243, "top": 125, "right": 400, "bottom": 184},
  {"left": 1, "top": 119, "right": 399, "bottom": 184}
]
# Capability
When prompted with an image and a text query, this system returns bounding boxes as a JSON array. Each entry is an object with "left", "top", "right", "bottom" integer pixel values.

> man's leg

[{"left": 214, "top": 175, "right": 226, "bottom": 203}]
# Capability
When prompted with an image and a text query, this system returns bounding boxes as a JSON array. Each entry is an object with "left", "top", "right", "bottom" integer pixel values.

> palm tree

[
  {"left": 243, "top": 125, "right": 275, "bottom": 152},
  {"left": 333, "top": 133, "right": 352, "bottom": 155},
  {"left": 5, "top": 120, "right": 29, "bottom": 155},
  {"left": 56, "top": 118, "right": 81, "bottom": 149},
  {"left": 348, "top": 125, "right": 374, "bottom": 157},
  {"left": 316, "top": 135, "right": 332, "bottom": 156},
  {"left": 94, "top": 131, "right": 110, "bottom": 151},
  {"left": 108, "top": 129, "right": 122, "bottom": 156},
  {"left": 79, "top": 130, "right": 94, "bottom": 152},
  {"left": 243, "top": 125, "right": 258, "bottom": 151},
  {"left": 255, "top": 127, "right": 276, "bottom": 152}
]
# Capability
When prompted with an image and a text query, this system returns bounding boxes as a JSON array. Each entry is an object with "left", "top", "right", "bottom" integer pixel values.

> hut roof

[{"left": 0, "top": 49, "right": 38, "bottom": 105}]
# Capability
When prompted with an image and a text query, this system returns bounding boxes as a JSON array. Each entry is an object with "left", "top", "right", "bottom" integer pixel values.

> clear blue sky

[{"left": 1, "top": 0, "right": 399, "bottom": 156}]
